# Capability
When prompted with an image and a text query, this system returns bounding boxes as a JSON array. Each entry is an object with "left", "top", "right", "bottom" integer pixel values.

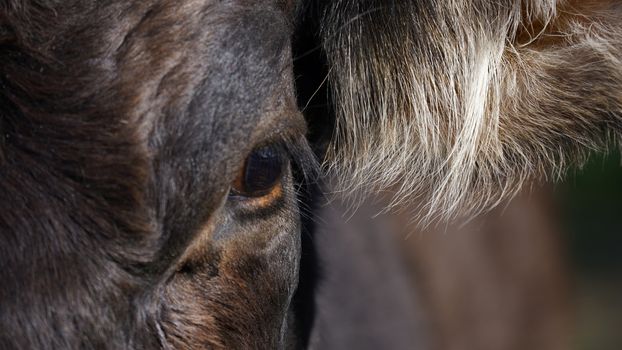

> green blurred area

[
  {"left": 555, "top": 149, "right": 622, "bottom": 350},
  {"left": 558, "top": 149, "right": 622, "bottom": 274}
]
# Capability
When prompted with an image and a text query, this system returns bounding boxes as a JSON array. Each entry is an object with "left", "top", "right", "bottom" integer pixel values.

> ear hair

[{"left": 320, "top": 0, "right": 622, "bottom": 223}]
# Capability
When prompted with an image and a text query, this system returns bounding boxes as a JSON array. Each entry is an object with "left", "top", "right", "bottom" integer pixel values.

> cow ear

[{"left": 319, "top": 0, "right": 622, "bottom": 222}]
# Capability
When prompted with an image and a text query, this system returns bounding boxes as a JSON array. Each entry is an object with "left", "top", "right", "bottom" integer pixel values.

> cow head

[
  {"left": 1, "top": 0, "right": 620, "bottom": 349},
  {"left": 0, "top": 1, "right": 316, "bottom": 348}
]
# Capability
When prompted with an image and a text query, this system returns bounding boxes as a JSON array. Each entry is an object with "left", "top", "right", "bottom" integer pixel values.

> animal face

[
  {"left": 0, "top": 1, "right": 314, "bottom": 348},
  {"left": 1, "top": 0, "right": 620, "bottom": 348}
]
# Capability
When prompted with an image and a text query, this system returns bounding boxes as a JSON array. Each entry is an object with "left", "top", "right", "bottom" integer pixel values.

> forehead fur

[{"left": 321, "top": 0, "right": 622, "bottom": 223}]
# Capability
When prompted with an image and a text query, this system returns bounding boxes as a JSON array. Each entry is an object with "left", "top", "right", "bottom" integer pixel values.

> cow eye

[{"left": 231, "top": 144, "right": 287, "bottom": 198}]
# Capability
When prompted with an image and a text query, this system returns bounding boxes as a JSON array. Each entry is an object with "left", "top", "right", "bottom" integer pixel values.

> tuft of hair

[{"left": 320, "top": 0, "right": 622, "bottom": 223}]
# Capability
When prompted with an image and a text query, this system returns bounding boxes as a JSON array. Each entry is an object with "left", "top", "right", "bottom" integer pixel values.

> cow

[{"left": 0, "top": 0, "right": 619, "bottom": 349}]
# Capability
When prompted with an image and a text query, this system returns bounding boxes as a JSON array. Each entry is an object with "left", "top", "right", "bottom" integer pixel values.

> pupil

[{"left": 243, "top": 145, "right": 283, "bottom": 195}]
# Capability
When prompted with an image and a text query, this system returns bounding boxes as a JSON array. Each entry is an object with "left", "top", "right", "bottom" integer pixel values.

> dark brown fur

[{"left": 0, "top": 1, "right": 312, "bottom": 348}]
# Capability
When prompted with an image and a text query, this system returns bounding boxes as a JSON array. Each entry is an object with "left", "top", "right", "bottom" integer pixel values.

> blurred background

[
  {"left": 310, "top": 151, "right": 621, "bottom": 350},
  {"left": 387, "top": 150, "right": 622, "bottom": 350},
  {"left": 557, "top": 150, "right": 622, "bottom": 350}
]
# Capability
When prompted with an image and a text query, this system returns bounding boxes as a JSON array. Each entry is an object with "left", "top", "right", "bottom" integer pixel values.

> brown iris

[{"left": 231, "top": 144, "right": 287, "bottom": 198}]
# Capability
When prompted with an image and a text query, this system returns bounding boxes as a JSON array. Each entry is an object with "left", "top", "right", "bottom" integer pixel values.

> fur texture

[
  {"left": 2, "top": 0, "right": 621, "bottom": 348},
  {"left": 0, "top": 1, "right": 316, "bottom": 348},
  {"left": 321, "top": 0, "right": 622, "bottom": 221}
]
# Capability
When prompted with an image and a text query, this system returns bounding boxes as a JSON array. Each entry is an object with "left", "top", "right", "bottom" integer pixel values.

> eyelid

[
  {"left": 262, "top": 113, "right": 307, "bottom": 144},
  {"left": 250, "top": 119, "right": 306, "bottom": 165}
]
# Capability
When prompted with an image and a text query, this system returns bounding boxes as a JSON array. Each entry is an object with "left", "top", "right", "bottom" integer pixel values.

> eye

[{"left": 230, "top": 144, "right": 287, "bottom": 198}]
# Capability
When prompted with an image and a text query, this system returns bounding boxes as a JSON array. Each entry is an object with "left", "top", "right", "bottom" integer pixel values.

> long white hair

[{"left": 321, "top": 0, "right": 622, "bottom": 222}]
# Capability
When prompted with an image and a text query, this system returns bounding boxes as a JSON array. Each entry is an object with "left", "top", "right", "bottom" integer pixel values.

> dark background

[{"left": 556, "top": 149, "right": 622, "bottom": 350}]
